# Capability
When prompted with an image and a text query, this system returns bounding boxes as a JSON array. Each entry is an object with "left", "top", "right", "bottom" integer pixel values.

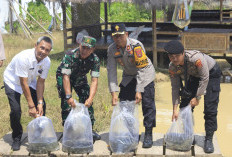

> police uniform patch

[
  {"left": 169, "top": 69, "right": 175, "bottom": 78},
  {"left": 126, "top": 45, "right": 131, "bottom": 51},
  {"left": 195, "top": 59, "right": 203, "bottom": 68},
  {"left": 133, "top": 46, "right": 148, "bottom": 68},
  {"left": 134, "top": 46, "right": 143, "bottom": 58},
  {"left": 114, "top": 51, "right": 121, "bottom": 56}
]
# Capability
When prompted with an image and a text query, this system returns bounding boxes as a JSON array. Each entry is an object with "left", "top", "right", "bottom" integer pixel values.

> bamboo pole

[
  {"left": 220, "top": 0, "right": 223, "bottom": 23},
  {"left": 152, "top": 7, "right": 157, "bottom": 68},
  {"left": 9, "top": 0, "right": 14, "bottom": 33},
  {"left": 9, "top": 0, "right": 33, "bottom": 36},
  {"left": 10, "top": 5, "right": 31, "bottom": 39},
  {"left": 13, "top": 0, "right": 53, "bottom": 38},
  {"left": 62, "top": 2, "right": 67, "bottom": 50}
]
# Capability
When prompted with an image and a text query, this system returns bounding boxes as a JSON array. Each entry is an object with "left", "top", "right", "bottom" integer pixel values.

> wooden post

[
  {"left": 104, "top": 2, "right": 108, "bottom": 29},
  {"left": 152, "top": 7, "right": 157, "bottom": 68},
  {"left": 62, "top": 2, "right": 67, "bottom": 50},
  {"left": 53, "top": 2, "right": 57, "bottom": 30},
  {"left": 104, "top": 2, "right": 108, "bottom": 43},
  {"left": 220, "top": 0, "right": 223, "bottom": 23}
]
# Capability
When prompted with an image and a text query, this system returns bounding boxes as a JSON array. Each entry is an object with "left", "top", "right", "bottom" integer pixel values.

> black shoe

[
  {"left": 92, "top": 131, "right": 101, "bottom": 141},
  {"left": 142, "top": 127, "right": 153, "bottom": 148},
  {"left": 11, "top": 138, "right": 21, "bottom": 151},
  {"left": 204, "top": 131, "right": 214, "bottom": 153}
]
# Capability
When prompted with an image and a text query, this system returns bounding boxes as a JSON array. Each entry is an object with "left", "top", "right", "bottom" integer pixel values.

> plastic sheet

[
  {"left": 164, "top": 104, "right": 194, "bottom": 151},
  {"left": 27, "top": 116, "right": 59, "bottom": 154},
  {"left": 109, "top": 101, "right": 139, "bottom": 154},
  {"left": 62, "top": 100, "right": 93, "bottom": 154}
]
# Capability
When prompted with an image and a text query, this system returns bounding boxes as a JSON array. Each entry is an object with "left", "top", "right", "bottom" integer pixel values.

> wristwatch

[
  {"left": 65, "top": 94, "right": 72, "bottom": 100},
  {"left": 195, "top": 95, "right": 201, "bottom": 101},
  {"left": 38, "top": 101, "right": 44, "bottom": 106}
]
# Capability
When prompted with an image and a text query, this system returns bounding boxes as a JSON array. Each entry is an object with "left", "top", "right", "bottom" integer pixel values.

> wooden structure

[
  {"left": 60, "top": 0, "right": 232, "bottom": 68},
  {"left": 0, "top": 132, "right": 223, "bottom": 157}
]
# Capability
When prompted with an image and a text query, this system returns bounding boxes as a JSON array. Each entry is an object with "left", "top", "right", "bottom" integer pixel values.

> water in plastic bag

[
  {"left": 62, "top": 100, "right": 93, "bottom": 154},
  {"left": 27, "top": 116, "right": 59, "bottom": 154},
  {"left": 109, "top": 101, "right": 139, "bottom": 154},
  {"left": 164, "top": 104, "right": 194, "bottom": 151}
]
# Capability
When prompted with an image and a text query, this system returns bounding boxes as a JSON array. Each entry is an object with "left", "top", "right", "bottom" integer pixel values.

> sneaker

[{"left": 11, "top": 138, "right": 21, "bottom": 151}]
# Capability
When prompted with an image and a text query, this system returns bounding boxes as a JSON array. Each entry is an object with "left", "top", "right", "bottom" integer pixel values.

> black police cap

[
  {"left": 164, "top": 40, "right": 184, "bottom": 54},
  {"left": 111, "top": 23, "right": 126, "bottom": 36}
]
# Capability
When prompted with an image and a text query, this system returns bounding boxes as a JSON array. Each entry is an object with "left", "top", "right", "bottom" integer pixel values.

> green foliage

[
  {"left": 100, "top": 2, "right": 153, "bottom": 22},
  {"left": 26, "top": 0, "right": 51, "bottom": 30}
]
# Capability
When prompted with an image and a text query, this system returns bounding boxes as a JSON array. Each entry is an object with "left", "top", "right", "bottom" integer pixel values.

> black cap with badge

[
  {"left": 111, "top": 23, "right": 126, "bottom": 36},
  {"left": 164, "top": 40, "right": 184, "bottom": 54}
]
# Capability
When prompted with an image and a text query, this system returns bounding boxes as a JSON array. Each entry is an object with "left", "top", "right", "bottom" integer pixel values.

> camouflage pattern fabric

[{"left": 56, "top": 47, "right": 100, "bottom": 126}]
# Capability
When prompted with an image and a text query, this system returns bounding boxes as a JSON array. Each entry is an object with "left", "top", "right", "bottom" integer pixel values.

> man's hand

[
  {"left": 37, "top": 104, "right": 43, "bottom": 116},
  {"left": 67, "top": 97, "right": 76, "bottom": 108},
  {"left": 0, "top": 60, "right": 3, "bottom": 67},
  {"left": 190, "top": 97, "right": 199, "bottom": 107},
  {"left": 28, "top": 106, "right": 37, "bottom": 118},
  {"left": 85, "top": 98, "right": 93, "bottom": 108},
  {"left": 111, "top": 92, "right": 118, "bottom": 106},
  {"left": 135, "top": 92, "right": 142, "bottom": 104},
  {"left": 172, "top": 110, "right": 179, "bottom": 121}
]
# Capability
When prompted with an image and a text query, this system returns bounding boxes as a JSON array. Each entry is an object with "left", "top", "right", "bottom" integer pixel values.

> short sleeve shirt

[
  {"left": 56, "top": 47, "right": 100, "bottom": 81},
  {"left": 3, "top": 48, "right": 51, "bottom": 94}
]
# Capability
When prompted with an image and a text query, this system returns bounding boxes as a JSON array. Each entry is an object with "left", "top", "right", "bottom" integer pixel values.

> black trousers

[
  {"left": 4, "top": 82, "right": 46, "bottom": 140},
  {"left": 180, "top": 63, "right": 221, "bottom": 132},
  {"left": 119, "top": 78, "right": 156, "bottom": 128}
]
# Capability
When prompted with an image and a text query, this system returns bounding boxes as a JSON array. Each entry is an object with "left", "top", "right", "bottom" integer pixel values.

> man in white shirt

[{"left": 3, "top": 36, "right": 52, "bottom": 151}]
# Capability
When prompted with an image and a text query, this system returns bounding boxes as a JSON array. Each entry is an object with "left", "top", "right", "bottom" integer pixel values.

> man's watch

[
  {"left": 195, "top": 96, "right": 201, "bottom": 101},
  {"left": 38, "top": 101, "right": 44, "bottom": 106},
  {"left": 65, "top": 94, "right": 72, "bottom": 100}
]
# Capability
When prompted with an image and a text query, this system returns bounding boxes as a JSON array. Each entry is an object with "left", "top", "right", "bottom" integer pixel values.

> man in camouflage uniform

[
  {"left": 56, "top": 36, "right": 101, "bottom": 140},
  {"left": 107, "top": 23, "right": 156, "bottom": 148},
  {"left": 164, "top": 40, "right": 221, "bottom": 153}
]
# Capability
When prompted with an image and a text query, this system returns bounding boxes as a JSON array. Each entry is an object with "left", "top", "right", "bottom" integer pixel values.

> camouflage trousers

[{"left": 56, "top": 74, "right": 95, "bottom": 126}]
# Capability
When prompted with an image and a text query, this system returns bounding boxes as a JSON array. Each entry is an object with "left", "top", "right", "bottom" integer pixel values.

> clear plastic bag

[
  {"left": 62, "top": 100, "right": 93, "bottom": 154},
  {"left": 164, "top": 104, "right": 194, "bottom": 151},
  {"left": 109, "top": 101, "right": 139, "bottom": 154},
  {"left": 27, "top": 116, "right": 59, "bottom": 154}
]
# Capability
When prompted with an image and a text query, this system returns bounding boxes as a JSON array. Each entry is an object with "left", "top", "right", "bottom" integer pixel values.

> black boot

[
  {"left": 142, "top": 127, "right": 153, "bottom": 148},
  {"left": 92, "top": 131, "right": 101, "bottom": 141},
  {"left": 11, "top": 138, "right": 21, "bottom": 151},
  {"left": 204, "top": 131, "right": 214, "bottom": 153}
]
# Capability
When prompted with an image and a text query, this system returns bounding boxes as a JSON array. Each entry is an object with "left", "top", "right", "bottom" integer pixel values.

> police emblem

[
  {"left": 195, "top": 59, "right": 203, "bottom": 68},
  {"left": 115, "top": 25, "right": 119, "bottom": 31},
  {"left": 134, "top": 47, "right": 143, "bottom": 58}
]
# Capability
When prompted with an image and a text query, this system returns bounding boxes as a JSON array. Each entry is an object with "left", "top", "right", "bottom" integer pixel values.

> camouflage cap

[{"left": 81, "top": 36, "right": 96, "bottom": 48}]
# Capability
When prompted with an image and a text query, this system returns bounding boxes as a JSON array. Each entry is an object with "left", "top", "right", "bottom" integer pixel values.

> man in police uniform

[
  {"left": 164, "top": 40, "right": 221, "bottom": 153},
  {"left": 3, "top": 36, "right": 52, "bottom": 151},
  {"left": 56, "top": 35, "right": 101, "bottom": 141},
  {"left": 107, "top": 23, "right": 156, "bottom": 148}
]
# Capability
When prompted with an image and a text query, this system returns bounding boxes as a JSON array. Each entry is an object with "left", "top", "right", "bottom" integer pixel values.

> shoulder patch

[
  {"left": 195, "top": 59, "right": 203, "bottom": 68},
  {"left": 133, "top": 46, "right": 148, "bottom": 68}
]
